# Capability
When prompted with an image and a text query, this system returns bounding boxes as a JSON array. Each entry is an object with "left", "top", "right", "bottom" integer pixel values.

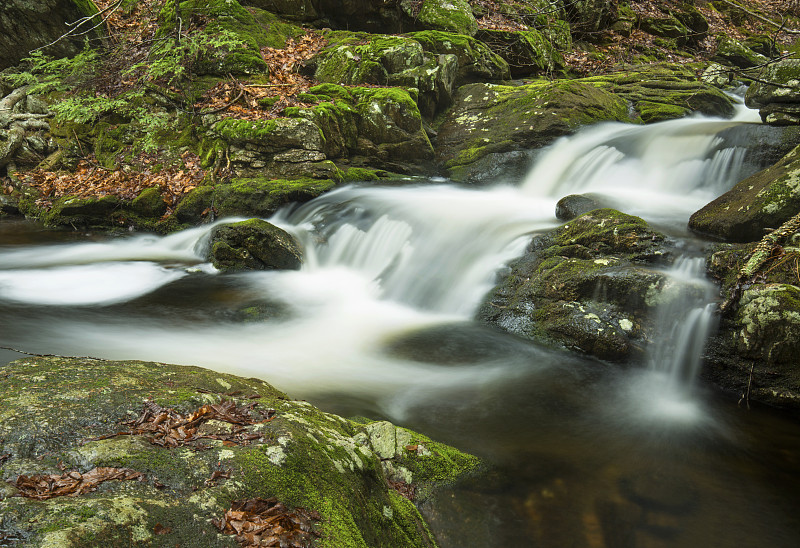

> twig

[
  {"left": 715, "top": 0, "right": 800, "bottom": 34},
  {"left": 30, "top": 1, "right": 123, "bottom": 53},
  {"left": 738, "top": 361, "right": 756, "bottom": 409},
  {"left": 0, "top": 345, "right": 106, "bottom": 361},
  {"left": 199, "top": 88, "right": 244, "bottom": 115}
]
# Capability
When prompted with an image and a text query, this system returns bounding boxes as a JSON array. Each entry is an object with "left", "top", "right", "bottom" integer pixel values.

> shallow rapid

[{"left": 2, "top": 103, "right": 799, "bottom": 547}]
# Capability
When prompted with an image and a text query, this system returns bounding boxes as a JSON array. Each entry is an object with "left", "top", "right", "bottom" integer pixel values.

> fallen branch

[{"left": 715, "top": 0, "right": 800, "bottom": 34}]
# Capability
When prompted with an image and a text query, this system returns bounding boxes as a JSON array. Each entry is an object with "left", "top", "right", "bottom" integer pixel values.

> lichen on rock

[{"left": 0, "top": 356, "right": 482, "bottom": 547}]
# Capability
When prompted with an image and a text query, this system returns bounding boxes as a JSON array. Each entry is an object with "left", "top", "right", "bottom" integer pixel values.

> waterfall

[
  {"left": 0, "top": 111, "right": 760, "bottom": 406},
  {"left": 647, "top": 256, "right": 719, "bottom": 386}
]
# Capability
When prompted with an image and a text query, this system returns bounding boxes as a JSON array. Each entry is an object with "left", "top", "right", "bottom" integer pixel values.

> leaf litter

[
  {"left": 213, "top": 497, "right": 322, "bottom": 548},
  {"left": 11, "top": 467, "right": 144, "bottom": 500}
]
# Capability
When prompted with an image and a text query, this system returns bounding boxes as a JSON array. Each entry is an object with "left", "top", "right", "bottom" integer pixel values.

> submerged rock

[
  {"left": 0, "top": 357, "right": 482, "bottom": 547},
  {"left": 689, "top": 144, "right": 800, "bottom": 242},
  {"left": 477, "top": 209, "right": 671, "bottom": 361},
  {"left": 555, "top": 194, "right": 605, "bottom": 221},
  {"left": 209, "top": 218, "right": 303, "bottom": 272}
]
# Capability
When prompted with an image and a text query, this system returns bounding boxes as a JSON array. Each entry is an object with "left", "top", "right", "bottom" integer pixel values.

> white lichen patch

[
  {"left": 618, "top": 318, "right": 633, "bottom": 332},
  {"left": 383, "top": 505, "right": 394, "bottom": 519},
  {"left": 216, "top": 378, "right": 232, "bottom": 390},
  {"left": 217, "top": 449, "right": 235, "bottom": 461}
]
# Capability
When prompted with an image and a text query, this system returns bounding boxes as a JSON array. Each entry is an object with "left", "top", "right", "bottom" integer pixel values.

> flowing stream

[{"left": 3, "top": 103, "right": 800, "bottom": 547}]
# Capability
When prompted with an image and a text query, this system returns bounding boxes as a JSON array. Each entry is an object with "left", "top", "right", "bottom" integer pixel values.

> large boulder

[
  {"left": 477, "top": 209, "right": 671, "bottom": 362},
  {"left": 416, "top": 0, "right": 478, "bottom": 36},
  {"left": 209, "top": 218, "right": 303, "bottom": 272},
  {"left": 240, "top": 0, "right": 411, "bottom": 33},
  {"left": 689, "top": 145, "right": 800, "bottom": 242},
  {"left": 703, "top": 243, "right": 800, "bottom": 411},
  {"left": 435, "top": 80, "right": 631, "bottom": 182},
  {"left": 0, "top": 356, "right": 481, "bottom": 547},
  {"left": 566, "top": 0, "right": 618, "bottom": 37},
  {"left": 474, "top": 29, "right": 565, "bottom": 78},
  {"left": 209, "top": 85, "right": 434, "bottom": 177},
  {"left": 173, "top": 178, "right": 337, "bottom": 225},
  {"left": 0, "top": 0, "right": 104, "bottom": 71},
  {"left": 745, "top": 58, "right": 800, "bottom": 125},
  {"left": 711, "top": 35, "right": 769, "bottom": 70},
  {"left": 580, "top": 64, "right": 736, "bottom": 123}
]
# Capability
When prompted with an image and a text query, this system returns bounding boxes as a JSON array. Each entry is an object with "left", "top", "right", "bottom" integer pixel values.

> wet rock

[
  {"left": 477, "top": 209, "right": 671, "bottom": 362},
  {"left": 688, "top": 145, "right": 800, "bottom": 242},
  {"left": 746, "top": 58, "right": 800, "bottom": 125},
  {"left": 555, "top": 194, "right": 604, "bottom": 221},
  {"left": 174, "top": 178, "right": 336, "bottom": 225},
  {"left": 0, "top": 356, "right": 481, "bottom": 547},
  {"left": 241, "top": 0, "right": 410, "bottom": 33},
  {"left": 408, "top": 30, "right": 510, "bottom": 85},
  {"left": 702, "top": 241, "right": 800, "bottom": 412},
  {"left": 579, "top": 64, "right": 736, "bottom": 123},
  {"left": 209, "top": 218, "right": 303, "bottom": 272},
  {"left": 436, "top": 81, "right": 630, "bottom": 182},
  {"left": 43, "top": 195, "right": 122, "bottom": 228}
]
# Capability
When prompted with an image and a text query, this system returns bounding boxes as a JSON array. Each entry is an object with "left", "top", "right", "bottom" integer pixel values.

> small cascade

[{"left": 647, "top": 256, "right": 718, "bottom": 387}]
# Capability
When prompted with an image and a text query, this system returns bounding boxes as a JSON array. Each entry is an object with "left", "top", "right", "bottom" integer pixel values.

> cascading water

[{"left": 4, "top": 105, "right": 800, "bottom": 547}]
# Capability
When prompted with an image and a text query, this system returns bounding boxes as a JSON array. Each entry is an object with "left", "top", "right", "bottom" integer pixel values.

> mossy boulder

[
  {"left": 174, "top": 178, "right": 337, "bottom": 224},
  {"left": 702, "top": 244, "right": 800, "bottom": 411},
  {"left": 566, "top": 0, "right": 618, "bottom": 36},
  {"left": 688, "top": 145, "right": 800, "bottom": 242},
  {"left": 158, "top": 0, "right": 276, "bottom": 76},
  {"left": 477, "top": 209, "right": 671, "bottom": 362},
  {"left": 0, "top": 0, "right": 104, "bottom": 71},
  {"left": 407, "top": 30, "right": 510, "bottom": 84},
  {"left": 42, "top": 195, "right": 122, "bottom": 229},
  {"left": 579, "top": 64, "right": 736, "bottom": 123},
  {"left": 711, "top": 35, "right": 769, "bottom": 69},
  {"left": 240, "top": 0, "right": 409, "bottom": 33},
  {"left": 417, "top": 0, "right": 477, "bottom": 36},
  {"left": 210, "top": 85, "right": 433, "bottom": 176},
  {"left": 130, "top": 187, "right": 168, "bottom": 218},
  {"left": 0, "top": 356, "right": 482, "bottom": 547},
  {"left": 209, "top": 218, "right": 302, "bottom": 272},
  {"left": 745, "top": 58, "right": 800, "bottom": 125},
  {"left": 435, "top": 80, "right": 630, "bottom": 182},
  {"left": 474, "top": 29, "right": 565, "bottom": 78}
]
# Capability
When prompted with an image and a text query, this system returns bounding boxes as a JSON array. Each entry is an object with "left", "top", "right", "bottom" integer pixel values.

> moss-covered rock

[
  {"left": 130, "top": 187, "right": 168, "bottom": 218},
  {"left": 209, "top": 218, "right": 302, "bottom": 272},
  {"left": 688, "top": 145, "right": 800, "bottom": 242},
  {"left": 42, "top": 195, "right": 122, "bottom": 228},
  {"left": 579, "top": 64, "right": 736, "bottom": 123},
  {"left": 474, "top": 29, "right": 565, "bottom": 78},
  {"left": 407, "top": 30, "right": 510, "bottom": 84},
  {"left": 477, "top": 209, "right": 671, "bottom": 361},
  {"left": 745, "top": 58, "right": 800, "bottom": 125},
  {"left": 240, "top": 0, "right": 410, "bottom": 33},
  {"left": 566, "top": 0, "right": 617, "bottom": 37},
  {"left": 0, "top": 356, "right": 482, "bottom": 547},
  {"left": 0, "top": 0, "right": 104, "bottom": 71},
  {"left": 417, "top": 0, "right": 477, "bottom": 36},
  {"left": 711, "top": 35, "right": 769, "bottom": 69},
  {"left": 435, "top": 80, "right": 630, "bottom": 182}
]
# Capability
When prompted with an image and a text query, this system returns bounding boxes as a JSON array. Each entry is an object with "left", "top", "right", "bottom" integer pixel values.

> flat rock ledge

[{"left": 0, "top": 357, "right": 481, "bottom": 547}]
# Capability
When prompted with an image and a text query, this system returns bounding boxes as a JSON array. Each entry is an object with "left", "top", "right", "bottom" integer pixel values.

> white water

[{"left": 0, "top": 109, "right": 760, "bottom": 421}]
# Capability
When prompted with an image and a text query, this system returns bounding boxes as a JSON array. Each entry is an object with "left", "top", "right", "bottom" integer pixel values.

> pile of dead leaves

[
  {"left": 11, "top": 467, "right": 144, "bottom": 500},
  {"left": 213, "top": 497, "right": 322, "bottom": 548},
  {"left": 21, "top": 151, "right": 205, "bottom": 214},
  {"left": 193, "top": 33, "right": 327, "bottom": 121},
  {"left": 115, "top": 398, "right": 275, "bottom": 449}
]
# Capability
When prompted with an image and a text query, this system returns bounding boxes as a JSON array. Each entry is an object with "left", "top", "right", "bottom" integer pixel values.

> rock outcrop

[
  {"left": 746, "top": 58, "right": 800, "bottom": 125},
  {"left": 477, "top": 209, "right": 671, "bottom": 362},
  {"left": 0, "top": 356, "right": 482, "bottom": 547},
  {"left": 689, "top": 144, "right": 800, "bottom": 242}
]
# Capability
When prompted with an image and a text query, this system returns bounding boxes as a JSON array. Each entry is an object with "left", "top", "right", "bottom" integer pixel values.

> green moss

[
  {"left": 213, "top": 118, "right": 279, "bottom": 142},
  {"left": 342, "top": 167, "right": 387, "bottom": 182},
  {"left": 417, "top": 0, "right": 478, "bottom": 36}
]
